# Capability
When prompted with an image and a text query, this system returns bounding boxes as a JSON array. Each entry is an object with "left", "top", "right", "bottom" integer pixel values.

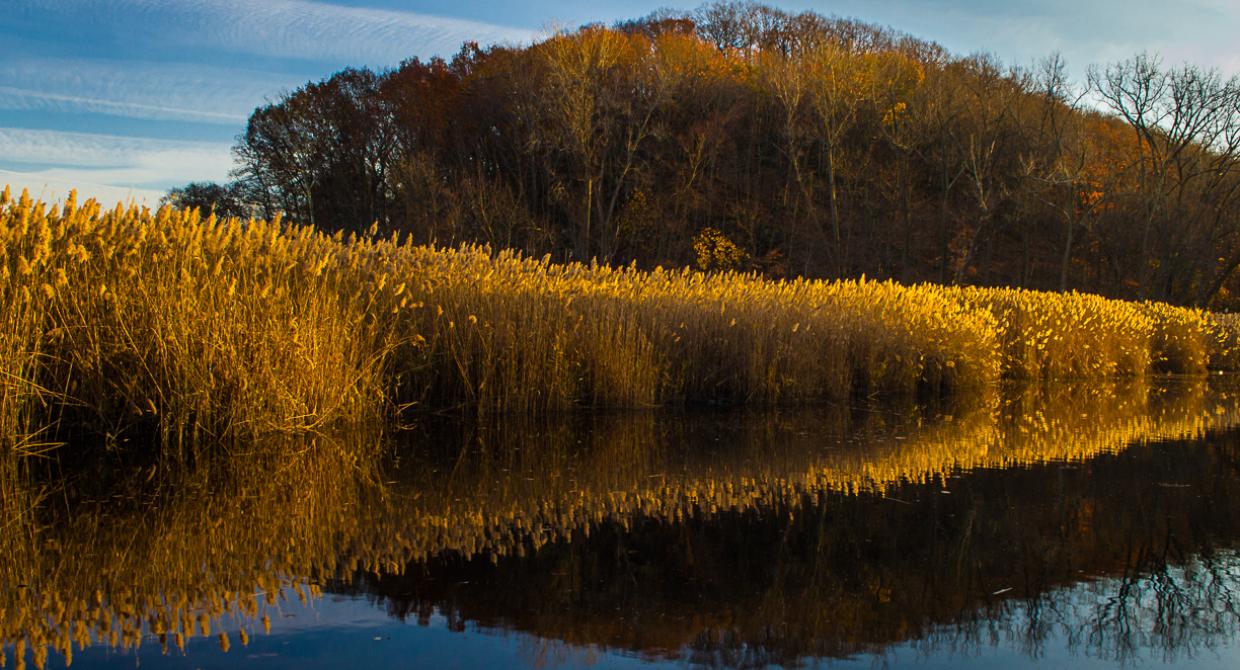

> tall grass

[
  {"left": 1207, "top": 312, "right": 1240, "bottom": 371},
  {"left": 953, "top": 287, "right": 1153, "bottom": 379},
  {"left": 0, "top": 188, "right": 406, "bottom": 454},
  {"left": 418, "top": 255, "right": 1002, "bottom": 409},
  {"left": 2, "top": 185, "right": 1240, "bottom": 454}
]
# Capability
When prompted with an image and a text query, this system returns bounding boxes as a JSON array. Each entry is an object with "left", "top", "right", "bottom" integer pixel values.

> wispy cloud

[
  {"left": 0, "top": 169, "right": 168, "bottom": 206},
  {"left": 0, "top": 128, "right": 233, "bottom": 204},
  {"left": 0, "top": 86, "right": 248, "bottom": 125},
  {"left": 0, "top": 1, "right": 537, "bottom": 201},
  {"left": 0, "top": 59, "right": 299, "bottom": 124},
  {"left": 22, "top": 0, "right": 537, "bottom": 65}
]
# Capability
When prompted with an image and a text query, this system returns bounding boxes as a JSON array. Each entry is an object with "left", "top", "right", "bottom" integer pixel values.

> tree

[
  {"left": 213, "top": 2, "right": 1240, "bottom": 307},
  {"left": 1090, "top": 55, "right": 1240, "bottom": 304},
  {"left": 160, "top": 181, "right": 252, "bottom": 219}
]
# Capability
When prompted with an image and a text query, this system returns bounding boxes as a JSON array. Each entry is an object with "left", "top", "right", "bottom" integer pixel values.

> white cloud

[
  {"left": 0, "top": 1, "right": 539, "bottom": 203},
  {"left": 0, "top": 128, "right": 233, "bottom": 196},
  {"left": 0, "top": 169, "right": 167, "bottom": 206}
]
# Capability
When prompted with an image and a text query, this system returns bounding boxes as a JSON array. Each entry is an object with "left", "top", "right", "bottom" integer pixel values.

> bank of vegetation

[
  {"left": 2, "top": 188, "right": 1238, "bottom": 460},
  {"left": 177, "top": 2, "right": 1240, "bottom": 309}
]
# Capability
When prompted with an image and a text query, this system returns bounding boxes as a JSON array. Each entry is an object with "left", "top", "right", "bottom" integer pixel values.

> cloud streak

[
  {"left": 0, "top": 128, "right": 234, "bottom": 205},
  {"left": 0, "top": 169, "right": 168, "bottom": 206},
  {"left": 0, "top": 1, "right": 538, "bottom": 201},
  {"left": 0, "top": 58, "right": 302, "bottom": 125},
  {"left": 826, "top": 0, "right": 1240, "bottom": 77},
  {"left": 0, "top": 128, "right": 232, "bottom": 174},
  {"left": 0, "top": 86, "right": 248, "bottom": 125},
  {"left": 21, "top": 0, "right": 537, "bottom": 66}
]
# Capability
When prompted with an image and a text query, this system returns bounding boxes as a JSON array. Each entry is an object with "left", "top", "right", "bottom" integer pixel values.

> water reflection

[
  {"left": 353, "top": 436, "right": 1240, "bottom": 667},
  {"left": 3, "top": 379, "right": 1240, "bottom": 669}
]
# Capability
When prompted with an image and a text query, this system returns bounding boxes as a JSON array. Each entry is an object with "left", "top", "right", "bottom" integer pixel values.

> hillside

[{"left": 174, "top": 2, "right": 1240, "bottom": 308}]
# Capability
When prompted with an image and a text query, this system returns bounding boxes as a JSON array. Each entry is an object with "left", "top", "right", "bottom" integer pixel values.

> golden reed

[{"left": 1, "top": 185, "right": 1238, "bottom": 452}]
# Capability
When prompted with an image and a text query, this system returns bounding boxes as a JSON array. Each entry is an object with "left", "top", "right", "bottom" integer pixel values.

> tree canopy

[{"left": 189, "top": 2, "right": 1240, "bottom": 308}]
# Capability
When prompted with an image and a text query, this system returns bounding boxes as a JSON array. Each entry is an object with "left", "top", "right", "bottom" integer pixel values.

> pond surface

[{"left": 5, "top": 379, "right": 1240, "bottom": 669}]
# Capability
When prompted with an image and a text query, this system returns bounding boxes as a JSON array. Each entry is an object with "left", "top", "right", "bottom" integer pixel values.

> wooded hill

[{"left": 174, "top": 2, "right": 1240, "bottom": 308}]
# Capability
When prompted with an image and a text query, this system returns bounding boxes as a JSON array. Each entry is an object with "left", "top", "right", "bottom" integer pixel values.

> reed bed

[
  {"left": 7, "top": 186, "right": 1240, "bottom": 669},
  {"left": 2, "top": 186, "right": 1240, "bottom": 454},
  {"left": 1208, "top": 312, "right": 1240, "bottom": 371},
  {"left": 0, "top": 188, "right": 405, "bottom": 454}
]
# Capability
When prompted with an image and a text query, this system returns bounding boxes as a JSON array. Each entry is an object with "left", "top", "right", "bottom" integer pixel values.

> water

[{"left": 5, "top": 379, "right": 1240, "bottom": 669}]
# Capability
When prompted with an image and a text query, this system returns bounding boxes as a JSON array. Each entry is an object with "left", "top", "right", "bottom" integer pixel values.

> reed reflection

[
  {"left": 356, "top": 432, "right": 1240, "bottom": 666},
  {"left": 2, "top": 379, "right": 1240, "bottom": 669}
]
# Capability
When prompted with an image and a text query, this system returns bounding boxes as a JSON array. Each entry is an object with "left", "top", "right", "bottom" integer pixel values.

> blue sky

[{"left": 2, "top": 0, "right": 1238, "bottom": 205}]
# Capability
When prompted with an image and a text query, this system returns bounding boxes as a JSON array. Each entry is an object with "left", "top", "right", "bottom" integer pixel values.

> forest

[{"left": 166, "top": 2, "right": 1240, "bottom": 308}]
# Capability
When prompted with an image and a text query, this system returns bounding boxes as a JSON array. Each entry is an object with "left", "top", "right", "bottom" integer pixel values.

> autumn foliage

[{"left": 172, "top": 3, "right": 1240, "bottom": 309}]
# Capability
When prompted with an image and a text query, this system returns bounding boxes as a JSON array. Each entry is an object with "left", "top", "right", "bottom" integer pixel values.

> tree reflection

[
  {"left": 4, "top": 379, "right": 1240, "bottom": 668},
  {"left": 353, "top": 423, "right": 1240, "bottom": 666}
]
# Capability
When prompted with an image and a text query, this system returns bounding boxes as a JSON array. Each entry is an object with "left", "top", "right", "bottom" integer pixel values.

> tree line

[{"left": 166, "top": 2, "right": 1240, "bottom": 308}]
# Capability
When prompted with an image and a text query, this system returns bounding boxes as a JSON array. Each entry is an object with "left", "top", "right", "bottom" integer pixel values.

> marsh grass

[
  {"left": 1208, "top": 312, "right": 1240, "bottom": 371},
  {"left": 2, "top": 186, "right": 1240, "bottom": 461},
  {"left": 0, "top": 188, "right": 406, "bottom": 455},
  {"left": 7, "top": 185, "right": 1240, "bottom": 670}
]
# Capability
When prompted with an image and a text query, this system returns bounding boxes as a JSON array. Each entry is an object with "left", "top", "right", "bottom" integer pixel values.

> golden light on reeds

[
  {"left": 4, "top": 185, "right": 1238, "bottom": 457},
  {"left": 4, "top": 185, "right": 1240, "bottom": 667}
]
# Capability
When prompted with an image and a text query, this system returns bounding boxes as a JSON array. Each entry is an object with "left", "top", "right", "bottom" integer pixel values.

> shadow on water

[{"left": 4, "top": 378, "right": 1240, "bottom": 668}]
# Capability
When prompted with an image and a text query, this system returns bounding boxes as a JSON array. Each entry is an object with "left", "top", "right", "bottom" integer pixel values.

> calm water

[{"left": 5, "top": 379, "right": 1240, "bottom": 669}]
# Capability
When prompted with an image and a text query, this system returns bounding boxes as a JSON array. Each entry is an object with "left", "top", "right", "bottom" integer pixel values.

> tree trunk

[
  {"left": 1059, "top": 214, "right": 1075, "bottom": 292},
  {"left": 583, "top": 177, "right": 593, "bottom": 260}
]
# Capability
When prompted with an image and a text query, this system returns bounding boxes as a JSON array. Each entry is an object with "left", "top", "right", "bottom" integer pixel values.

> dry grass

[
  {"left": 7, "top": 185, "right": 1240, "bottom": 669},
  {"left": 952, "top": 287, "right": 1154, "bottom": 379},
  {"left": 0, "top": 188, "right": 405, "bottom": 454},
  {"left": 2, "top": 185, "right": 1240, "bottom": 457},
  {"left": 1208, "top": 312, "right": 1240, "bottom": 371}
]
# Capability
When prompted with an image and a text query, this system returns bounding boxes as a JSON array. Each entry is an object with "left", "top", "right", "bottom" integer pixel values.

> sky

[{"left": 1, "top": 0, "right": 1238, "bottom": 206}]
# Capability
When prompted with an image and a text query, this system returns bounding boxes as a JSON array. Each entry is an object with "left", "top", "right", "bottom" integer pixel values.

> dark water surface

[{"left": 6, "top": 379, "right": 1240, "bottom": 669}]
